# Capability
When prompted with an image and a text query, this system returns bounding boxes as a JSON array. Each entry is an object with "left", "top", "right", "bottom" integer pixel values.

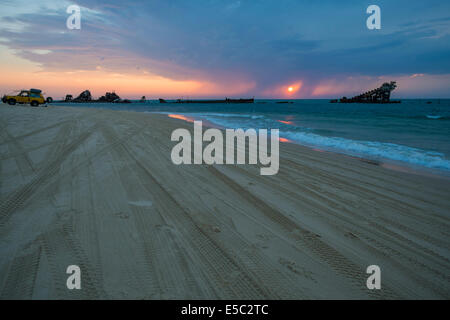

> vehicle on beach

[{"left": 1, "top": 89, "right": 53, "bottom": 107}]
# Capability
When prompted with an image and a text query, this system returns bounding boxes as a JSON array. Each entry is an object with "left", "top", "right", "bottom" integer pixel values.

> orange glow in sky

[
  {"left": 262, "top": 81, "right": 303, "bottom": 98},
  {"left": 0, "top": 68, "right": 255, "bottom": 99},
  {"left": 286, "top": 83, "right": 301, "bottom": 95},
  {"left": 0, "top": 46, "right": 256, "bottom": 99}
]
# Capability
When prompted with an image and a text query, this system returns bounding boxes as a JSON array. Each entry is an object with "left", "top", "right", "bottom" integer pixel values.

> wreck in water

[
  {"left": 331, "top": 81, "right": 401, "bottom": 104},
  {"left": 60, "top": 90, "right": 131, "bottom": 103},
  {"left": 159, "top": 98, "right": 254, "bottom": 104}
]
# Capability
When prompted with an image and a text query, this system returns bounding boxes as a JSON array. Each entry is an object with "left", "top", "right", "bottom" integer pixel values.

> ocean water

[{"left": 54, "top": 99, "right": 450, "bottom": 173}]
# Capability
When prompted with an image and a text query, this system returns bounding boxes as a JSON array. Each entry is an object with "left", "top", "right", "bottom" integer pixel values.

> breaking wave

[
  {"left": 151, "top": 111, "right": 450, "bottom": 171},
  {"left": 281, "top": 131, "right": 450, "bottom": 171}
]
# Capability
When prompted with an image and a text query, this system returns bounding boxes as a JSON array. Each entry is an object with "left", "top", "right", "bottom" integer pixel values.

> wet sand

[{"left": 0, "top": 104, "right": 449, "bottom": 299}]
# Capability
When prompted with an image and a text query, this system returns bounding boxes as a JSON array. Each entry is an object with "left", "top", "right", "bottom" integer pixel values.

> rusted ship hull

[
  {"left": 160, "top": 98, "right": 254, "bottom": 104},
  {"left": 332, "top": 81, "right": 401, "bottom": 104},
  {"left": 339, "top": 98, "right": 401, "bottom": 104}
]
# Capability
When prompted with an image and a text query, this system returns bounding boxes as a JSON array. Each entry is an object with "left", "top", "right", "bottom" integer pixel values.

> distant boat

[
  {"left": 159, "top": 98, "right": 254, "bottom": 104},
  {"left": 177, "top": 98, "right": 254, "bottom": 104}
]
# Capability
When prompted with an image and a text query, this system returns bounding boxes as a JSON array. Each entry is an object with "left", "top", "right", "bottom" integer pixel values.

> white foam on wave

[
  {"left": 426, "top": 114, "right": 442, "bottom": 119},
  {"left": 152, "top": 111, "right": 450, "bottom": 171},
  {"left": 282, "top": 131, "right": 450, "bottom": 171}
]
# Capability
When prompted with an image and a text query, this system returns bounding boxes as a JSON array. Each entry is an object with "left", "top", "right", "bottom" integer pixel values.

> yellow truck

[{"left": 2, "top": 89, "right": 53, "bottom": 107}]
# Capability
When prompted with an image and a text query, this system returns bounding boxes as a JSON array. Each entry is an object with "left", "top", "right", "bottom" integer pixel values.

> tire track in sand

[
  {"left": 0, "top": 120, "right": 73, "bottom": 147},
  {"left": 100, "top": 125, "right": 216, "bottom": 298},
  {"left": 235, "top": 164, "right": 450, "bottom": 276},
  {"left": 0, "top": 244, "right": 41, "bottom": 299},
  {"left": 207, "top": 166, "right": 401, "bottom": 299},
  {"left": 38, "top": 217, "right": 103, "bottom": 299},
  {"left": 0, "top": 123, "right": 35, "bottom": 177},
  {"left": 266, "top": 161, "right": 450, "bottom": 292},
  {"left": 114, "top": 140, "right": 307, "bottom": 299},
  {"left": 0, "top": 125, "right": 97, "bottom": 227}
]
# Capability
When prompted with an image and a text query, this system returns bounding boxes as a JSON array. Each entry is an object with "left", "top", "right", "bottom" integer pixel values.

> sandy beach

[{"left": 0, "top": 104, "right": 449, "bottom": 299}]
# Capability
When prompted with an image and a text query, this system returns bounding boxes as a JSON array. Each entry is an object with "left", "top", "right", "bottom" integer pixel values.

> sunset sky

[{"left": 0, "top": 0, "right": 449, "bottom": 99}]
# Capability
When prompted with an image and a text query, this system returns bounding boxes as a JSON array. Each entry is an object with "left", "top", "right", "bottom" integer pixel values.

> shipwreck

[
  {"left": 159, "top": 98, "right": 254, "bottom": 104},
  {"left": 331, "top": 81, "right": 400, "bottom": 104},
  {"left": 62, "top": 90, "right": 131, "bottom": 103}
]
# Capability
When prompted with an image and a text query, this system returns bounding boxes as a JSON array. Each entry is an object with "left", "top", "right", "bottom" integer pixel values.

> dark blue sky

[{"left": 1, "top": 0, "right": 449, "bottom": 98}]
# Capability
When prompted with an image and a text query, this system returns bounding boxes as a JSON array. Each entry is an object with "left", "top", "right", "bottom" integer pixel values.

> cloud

[{"left": 0, "top": 0, "right": 449, "bottom": 97}]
